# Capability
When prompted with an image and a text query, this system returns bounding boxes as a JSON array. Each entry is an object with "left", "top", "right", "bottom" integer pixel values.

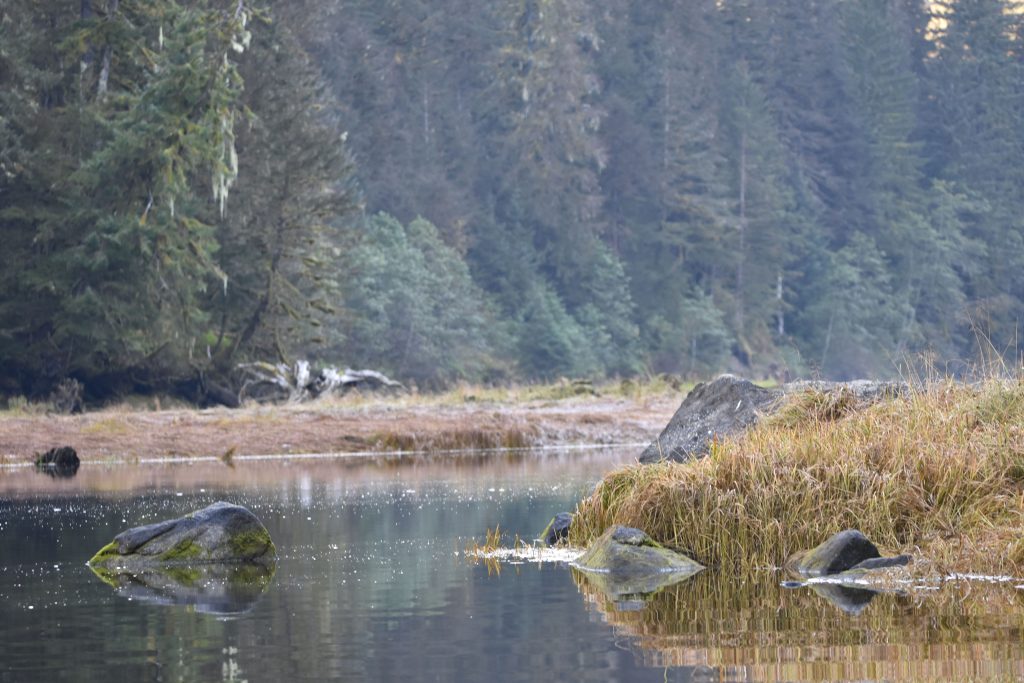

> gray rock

[
  {"left": 34, "top": 446, "right": 80, "bottom": 475},
  {"left": 573, "top": 526, "right": 703, "bottom": 598},
  {"left": 639, "top": 375, "right": 907, "bottom": 464},
  {"left": 788, "top": 529, "right": 911, "bottom": 577},
  {"left": 849, "top": 555, "right": 912, "bottom": 571},
  {"left": 88, "top": 501, "right": 276, "bottom": 569},
  {"left": 541, "top": 512, "right": 573, "bottom": 546},
  {"left": 639, "top": 375, "right": 781, "bottom": 464}
]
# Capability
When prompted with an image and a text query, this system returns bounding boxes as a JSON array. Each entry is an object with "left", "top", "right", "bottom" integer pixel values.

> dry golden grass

[{"left": 571, "top": 379, "right": 1024, "bottom": 577}]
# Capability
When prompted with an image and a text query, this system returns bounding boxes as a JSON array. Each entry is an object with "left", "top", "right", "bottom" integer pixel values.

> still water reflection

[{"left": 2, "top": 449, "right": 1024, "bottom": 682}]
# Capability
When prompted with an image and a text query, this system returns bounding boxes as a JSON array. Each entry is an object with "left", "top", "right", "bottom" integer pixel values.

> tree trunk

[
  {"left": 736, "top": 129, "right": 747, "bottom": 333},
  {"left": 96, "top": 0, "right": 119, "bottom": 98}
]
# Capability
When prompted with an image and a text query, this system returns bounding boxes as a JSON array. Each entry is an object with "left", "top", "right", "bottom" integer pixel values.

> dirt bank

[{"left": 0, "top": 394, "right": 679, "bottom": 463}]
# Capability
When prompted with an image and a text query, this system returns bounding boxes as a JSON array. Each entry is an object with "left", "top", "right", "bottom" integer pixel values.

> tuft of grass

[
  {"left": 466, "top": 526, "right": 505, "bottom": 556},
  {"left": 765, "top": 386, "right": 858, "bottom": 428},
  {"left": 571, "top": 380, "right": 1024, "bottom": 577},
  {"left": 371, "top": 426, "right": 540, "bottom": 453}
]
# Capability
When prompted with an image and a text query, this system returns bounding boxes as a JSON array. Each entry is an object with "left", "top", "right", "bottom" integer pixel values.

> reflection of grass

[
  {"left": 573, "top": 569, "right": 1024, "bottom": 679},
  {"left": 572, "top": 380, "right": 1024, "bottom": 577}
]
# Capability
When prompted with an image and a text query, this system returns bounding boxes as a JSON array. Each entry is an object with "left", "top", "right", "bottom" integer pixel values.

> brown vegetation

[
  {"left": 572, "top": 380, "right": 1024, "bottom": 577},
  {"left": 0, "top": 385, "right": 679, "bottom": 463}
]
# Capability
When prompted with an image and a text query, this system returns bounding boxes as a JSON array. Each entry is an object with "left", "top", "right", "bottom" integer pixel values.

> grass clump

[{"left": 571, "top": 380, "right": 1024, "bottom": 577}]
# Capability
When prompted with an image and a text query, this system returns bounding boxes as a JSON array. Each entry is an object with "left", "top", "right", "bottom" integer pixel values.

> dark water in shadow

[{"left": 3, "top": 449, "right": 1024, "bottom": 682}]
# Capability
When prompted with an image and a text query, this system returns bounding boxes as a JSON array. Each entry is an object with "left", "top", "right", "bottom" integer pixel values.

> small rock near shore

[
  {"left": 89, "top": 501, "right": 276, "bottom": 569},
  {"left": 34, "top": 446, "right": 80, "bottom": 473},
  {"left": 541, "top": 512, "right": 573, "bottom": 546},
  {"left": 575, "top": 526, "right": 703, "bottom": 580},
  {"left": 788, "top": 529, "right": 909, "bottom": 577}
]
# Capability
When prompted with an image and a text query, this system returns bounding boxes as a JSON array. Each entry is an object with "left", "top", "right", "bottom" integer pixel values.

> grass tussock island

[{"left": 570, "top": 380, "right": 1024, "bottom": 577}]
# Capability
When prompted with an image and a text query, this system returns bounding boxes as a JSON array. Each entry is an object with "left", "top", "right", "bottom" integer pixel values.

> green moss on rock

[
  {"left": 229, "top": 528, "right": 276, "bottom": 560},
  {"left": 159, "top": 538, "right": 203, "bottom": 562},
  {"left": 88, "top": 541, "right": 121, "bottom": 566}
]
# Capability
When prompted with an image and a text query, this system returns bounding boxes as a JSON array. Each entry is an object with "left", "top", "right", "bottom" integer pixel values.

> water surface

[{"left": 2, "top": 449, "right": 1024, "bottom": 682}]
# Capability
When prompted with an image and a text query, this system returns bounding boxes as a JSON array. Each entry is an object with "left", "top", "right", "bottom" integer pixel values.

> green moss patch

[
  {"left": 229, "top": 528, "right": 276, "bottom": 559},
  {"left": 88, "top": 541, "right": 121, "bottom": 566},
  {"left": 159, "top": 538, "right": 203, "bottom": 562}
]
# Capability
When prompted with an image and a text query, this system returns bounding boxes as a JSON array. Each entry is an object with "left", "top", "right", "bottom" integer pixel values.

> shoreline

[{"left": 0, "top": 393, "right": 679, "bottom": 465}]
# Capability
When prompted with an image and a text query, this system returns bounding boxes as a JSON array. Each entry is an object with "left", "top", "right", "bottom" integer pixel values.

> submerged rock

[
  {"left": 89, "top": 562, "right": 275, "bottom": 616},
  {"left": 34, "top": 446, "right": 80, "bottom": 476},
  {"left": 541, "top": 512, "right": 573, "bottom": 546},
  {"left": 639, "top": 375, "right": 906, "bottom": 464},
  {"left": 573, "top": 526, "right": 703, "bottom": 598},
  {"left": 88, "top": 501, "right": 276, "bottom": 570},
  {"left": 788, "top": 529, "right": 911, "bottom": 578}
]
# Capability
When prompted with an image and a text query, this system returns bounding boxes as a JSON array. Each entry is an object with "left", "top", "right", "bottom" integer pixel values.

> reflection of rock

[
  {"left": 90, "top": 563, "right": 275, "bottom": 616},
  {"left": 573, "top": 526, "right": 703, "bottom": 602},
  {"left": 808, "top": 582, "right": 880, "bottom": 616},
  {"left": 541, "top": 512, "right": 573, "bottom": 546},
  {"left": 572, "top": 568, "right": 698, "bottom": 610},
  {"left": 787, "top": 529, "right": 911, "bottom": 577},
  {"left": 88, "top": 501, "right": 276, "bottom": 569},
  {"left": 34, "top": 446, "right": 80, "bottom": 477}
]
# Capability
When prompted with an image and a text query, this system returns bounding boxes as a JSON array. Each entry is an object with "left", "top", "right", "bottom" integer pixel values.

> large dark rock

[
  {"left": 639, "top": 375, "right": 907, "bottom": 464},
  {"left": 541, "top": 512, "right": 573, "bottom": 546},
  {"left": 573, "top": 526, "right": 703, "bottom": 598},
  {"left": 88, "top": 501, "right": 276, "bottom": 570},
  {"left": 787, "top": 529, "right": 911, "bottom": 577},
  {"left": 34, "top": 446, "right": 80, "bottom": 476},
  {"left": 639, "top": 376, "right": 781, "bottom": 464}
]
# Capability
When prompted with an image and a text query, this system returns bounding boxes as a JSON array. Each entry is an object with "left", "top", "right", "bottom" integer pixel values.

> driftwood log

[{"left": 236, "top": 361, "right": 403, "bottom": 404}]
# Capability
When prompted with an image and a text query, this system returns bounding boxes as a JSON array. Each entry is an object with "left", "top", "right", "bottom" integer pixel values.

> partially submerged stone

[
  {"left": 573, "top": 526, "right": 703, "bottom": 598},
  {"left": 541, "top": 512, "right": 573, "bottom": 546},
  {"left": 34, "top": 446, "right": 80, "bottom": 476},
  {"left": 788, "top": 529, "right": 911, "bottom": 578},
  {"left": 88, "top": 501, "right": 276, "bottom": 570}
]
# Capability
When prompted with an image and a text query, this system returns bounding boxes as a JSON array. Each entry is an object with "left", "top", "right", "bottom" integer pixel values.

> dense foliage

[{"left": 1, "top": 0, "right": 1023, "bottom": 398}]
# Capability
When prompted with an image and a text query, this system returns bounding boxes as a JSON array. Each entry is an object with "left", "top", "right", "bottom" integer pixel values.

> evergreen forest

[{"left": 2, "top": 0, "right": 1023, "bottom": 402}]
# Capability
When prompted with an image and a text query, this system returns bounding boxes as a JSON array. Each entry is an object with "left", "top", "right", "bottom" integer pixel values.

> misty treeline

[{"left": 1, "top": 0, "right": 1022, "bottom": 401}]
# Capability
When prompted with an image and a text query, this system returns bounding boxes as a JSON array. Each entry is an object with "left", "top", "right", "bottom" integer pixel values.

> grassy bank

[
  {"left": 0, "top": 377, "right": 685, "bottom": 462},
  {"left": 571, "top": 380, "right": 1024, "bottom": 576}
]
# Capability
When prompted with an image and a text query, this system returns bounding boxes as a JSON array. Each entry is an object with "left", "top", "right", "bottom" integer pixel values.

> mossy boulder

[
  {"left": 573, "top": 526, "right": 703, "bottom": 598},
  {"left": 88, "top": 501, "right": 276, "bottom": 570},
  {"left": 787, "top": 529, "right": 911, "bottom": 577}
]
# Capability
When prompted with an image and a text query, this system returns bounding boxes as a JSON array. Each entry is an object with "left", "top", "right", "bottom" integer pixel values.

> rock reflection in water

[
  {"left": 90, "top": 562, "right": 275, "bottom": 616},
  {"left": 807, "top": 582, "right": 883, "bottom": 615},
  {"left": 573, "top": 569, "right": 1024, "bottom": 682},
  {"left": 571, "top": 566, "right": 702, "bottom": 611}
]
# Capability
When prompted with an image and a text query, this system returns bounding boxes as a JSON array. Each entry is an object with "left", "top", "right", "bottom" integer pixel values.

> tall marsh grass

[{"left": 571, "top": 380, "right": 1024, "bottom": 576}]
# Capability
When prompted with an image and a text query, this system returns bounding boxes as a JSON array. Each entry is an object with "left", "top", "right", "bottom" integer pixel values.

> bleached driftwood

[{"left": 237, "top": 361, "right": 403, "bottom": 403}]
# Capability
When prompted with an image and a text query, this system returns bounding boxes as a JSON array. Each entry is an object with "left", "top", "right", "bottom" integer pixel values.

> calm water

[{"left": 3, "top": 449, "right": 1024, "bottom": 682}]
